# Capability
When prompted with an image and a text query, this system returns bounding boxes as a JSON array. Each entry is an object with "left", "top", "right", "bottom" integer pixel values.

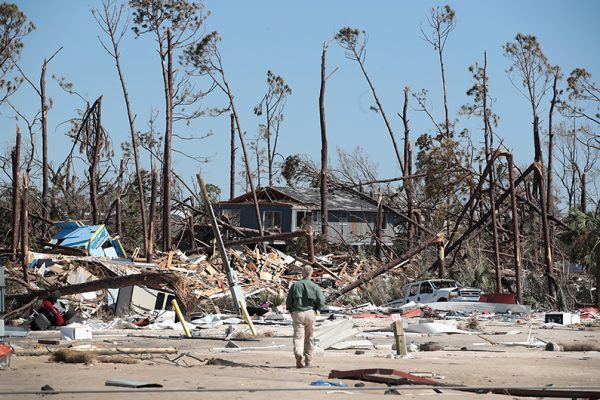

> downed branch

[
  {"left": 15, "top": 346, "right": 178, "bottom": 357},
  {"left": 5, "top": 271, "right": 177, "bottom": 306},
  {"left": 330, "top": 234, "right": 443, "bottom": 299}
]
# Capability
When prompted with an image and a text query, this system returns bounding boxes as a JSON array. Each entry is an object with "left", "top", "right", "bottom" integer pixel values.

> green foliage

[
  {"left": 503, "top": 33, "right": 551, "bottom": 105},
  {"left": 0, "top": 3, "right": 35, "bottom": 67},
  {"left": 284, "top": 234, "right": 327, "bottom": 258},
  {"left": 460, "top": 61, "right": 500, "bottom": 129},
  {"left": 0, "top": 3, "right": 35, "bottom": 93},
  {"left": 561, "top": 209, "right": 600, "bottom": 269},
  {"left": 129, "top": 0, "right": 205, "bottom": 37},
  {"left": 182, "top": 30, "right": 221, "bottom": 74},
  {"left": 204, "top": 183, "right": 221, "bottom": 204},
  {"left": 416, "top": 135, "right": 474, "bottom": 224},
  {"left": 422, "top": 5, "right": 456, "bottom": 52},
  {"left": 280, "top": 154, "right": 319, "bottom": 187},
  {"left": 335, "top": 26, "right": 366, "bottom": 61}
]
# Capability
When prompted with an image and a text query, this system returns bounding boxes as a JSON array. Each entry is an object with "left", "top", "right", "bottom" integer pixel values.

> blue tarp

[{"left": 48, "top": 221, "right": 126, "bottom": 258}]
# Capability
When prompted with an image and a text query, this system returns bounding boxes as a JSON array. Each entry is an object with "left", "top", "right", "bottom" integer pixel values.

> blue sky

[{"left": 2, "top": 0, "right": 599, "bottom": 198}]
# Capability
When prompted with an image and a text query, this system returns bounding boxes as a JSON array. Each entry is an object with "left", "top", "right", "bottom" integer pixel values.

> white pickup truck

[{"left": 399, "top": 279, "right": 481, "bottom": 304}]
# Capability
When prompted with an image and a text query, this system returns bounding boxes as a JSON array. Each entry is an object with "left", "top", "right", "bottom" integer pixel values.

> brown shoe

[
  {"left": 296, "top": 356, "right": 304, "bottom": 368},
  {"left": 304, "top": 357, "right": 311, "bottom": 367}
]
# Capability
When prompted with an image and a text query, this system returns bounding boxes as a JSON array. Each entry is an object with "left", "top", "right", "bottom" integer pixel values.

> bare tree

[
  {"left": 12, "top": 48, "right": 62, "bottom": 229},
  {"left": 319, "top": 42, "right": 337, "bottom": 242},
  {"left": 130, "top": 0, "right": 207, "bottom": 251},
  {"left": 503, "top": 34, "right": 551, "bottom": 166},
  {"left": 421, "top": 4, "right": 456, "bottom": 139},
  {"left": 148, "top": 168, "right": 158, "bottom": 262},
  {"left": 93, "top": 0, "right": 149, "bottom": 256},
  {"left": 399, "top": 87, "right": 414, "bottom": 245},
  {"left": 564, "top": 68, "right": 600, "bottom": 126},
  {"left": 254, "top": 70, "right": 291, "bottom": 187},
  {"left": 504, "top": 33, "right": 555, "bottom": 299},
  {"left": 335, "top": 27, "right": 404, "bottom": 175},
  {"left": 461, "top": 52, "right": 503, "bottom": 292},
  {"left": 20, "top": 173, "right": 29, "bottom": 283},
  {"left": 88, "top": 97, "right": 104, "bottom": 224},
  {"left": 183, "top": 31, "right": 265, "bottom": 237},
  {"left": 229, "top": 113, "right": 235, "bottom": 199},
  {"left": 547, "top": 66, "right": 562, "bottom": 213},
  {"left": 10, "top": 125, "right": 21, "bottom": 261}
]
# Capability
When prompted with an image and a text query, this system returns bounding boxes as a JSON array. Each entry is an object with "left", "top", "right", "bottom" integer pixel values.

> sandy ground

[{"left": 1, "top": 317, "right": 599, "bottom": 399}]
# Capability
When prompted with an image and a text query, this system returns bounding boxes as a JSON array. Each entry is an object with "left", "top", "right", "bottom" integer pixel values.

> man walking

[{"left": 286, "top": 265, "right": 325, "bottom": 368}]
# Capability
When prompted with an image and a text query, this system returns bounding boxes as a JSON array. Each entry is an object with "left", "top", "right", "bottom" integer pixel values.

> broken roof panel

[
  {"left": 222, "top": 186, "right": 379, "bottom": 212},
  {"left": 49, "top": 221, "right": 126, "bottom": 259}
]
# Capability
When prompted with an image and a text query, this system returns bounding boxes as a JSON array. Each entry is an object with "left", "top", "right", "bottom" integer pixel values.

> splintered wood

[{"left": 5, "top": 245, "right": 408, "bottom": 319}]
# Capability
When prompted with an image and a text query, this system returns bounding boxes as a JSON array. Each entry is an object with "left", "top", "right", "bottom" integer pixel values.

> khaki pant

[{"left": 292, "top": 309, "right": 315, "bottom": 362}]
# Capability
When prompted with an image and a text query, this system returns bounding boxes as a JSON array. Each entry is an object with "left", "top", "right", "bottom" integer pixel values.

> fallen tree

[{"left": 4, "top": 271, "right": 177, "bottom": 307}]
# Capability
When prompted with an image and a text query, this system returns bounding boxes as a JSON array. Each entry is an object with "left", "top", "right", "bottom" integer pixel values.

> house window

[
  {"left": 222, "top": 209, "right": 240, "bottom": 226},
  {"left": 263, "top": 211, "right": 281, "bottom": 233},
  {"left": 296, "top": 211, "right": 312, "bottom": 229},
  {"left": 313, "top": 211, "right": 322, "bottom": 224}
]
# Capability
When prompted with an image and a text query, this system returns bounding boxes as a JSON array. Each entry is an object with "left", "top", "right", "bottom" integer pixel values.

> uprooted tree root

[{"left": 49, "top": 349, "right": 138, "bottom": 364}]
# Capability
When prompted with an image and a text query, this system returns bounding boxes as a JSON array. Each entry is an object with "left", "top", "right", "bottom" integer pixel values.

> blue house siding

[
  {"left": 219, "top": 187, "right": 398, "bottom": 245},
  {"left": 220, "top": 204, "right": 294, "bottom": 233}
]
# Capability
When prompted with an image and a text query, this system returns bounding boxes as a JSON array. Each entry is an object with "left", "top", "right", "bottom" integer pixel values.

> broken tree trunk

[
  {"left": 332, "top": 234, "right": 443, "bottom": 299},
  {"left": 20, "top": 173, "right": 29, "bottom": 283},
  {"left": 319, "top": 42, "right": 329, "bottom": 242},
  {"left": 6, "top": 271, "right": 177, "bottom": 305},
  {"left": 161, "top": 28, "right": 174, "bottom": 252},
  {"left": 547, "top": 69, "right": 559, "bottom": 215},
  {"left": 229, "top": 113, "right": 236, "bottom": 200},
  {"left": 437, "top": 239, "right": 445, "bottom": 278},
  {"left": 535, "top": 161, "right": 556, "bottom": 300},
  {"left": 115, "top": 158, "right": 124, "bottom": 237},
  {"left": 375, "top": 194, "right": 383, "bottom": 260},
  {"left": 89, "top": 96, "right": 103, "bottom": 225},
  {"left": 507, "top": 154, "right": 523, "bottom": 304},
  {"left": 106, "top": 10, "right": 149, "bottom": 259},
  {"left": 11, "top": 125, "right": 21, "bottom": 261},
  {"left": 488, "top": 160, "right": 502, "bottom": 294},
  {"left": 148, "top": 168, "right": 157, "bottom": 262},
  {"left": 400, "top": 87, "right": 414, "bottom": 247},
  {"left": 581, "top": 173, "right": 587, "bottom": 213},
  {"left": 40, "top": 59, "right": 49, "bottom": 228}
]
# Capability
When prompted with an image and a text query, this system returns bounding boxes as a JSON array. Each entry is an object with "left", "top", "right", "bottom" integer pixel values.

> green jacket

[{"left": 286, "top": 279, "right": 325, "bottom": 312}]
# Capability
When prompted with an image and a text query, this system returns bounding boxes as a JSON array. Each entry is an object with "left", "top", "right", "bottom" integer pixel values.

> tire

[
  {"left": 47, "top": 290, "right": 62, "bottom": 303},
  {"left": 437, "top": 298, "right": 447, "bottom": 302},
  {"left": 30, "top": 313, "right": 52, "bottom": 331}
]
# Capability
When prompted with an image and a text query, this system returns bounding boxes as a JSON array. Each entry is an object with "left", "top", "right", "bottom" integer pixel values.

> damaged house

[{"left": 219, "top": 187, "right": 398, "bottom": 246}]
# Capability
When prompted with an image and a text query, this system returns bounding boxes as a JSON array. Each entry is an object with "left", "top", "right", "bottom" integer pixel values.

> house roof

[{"left": 221, "top": 186, "right": 380, "bottom": 212}]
